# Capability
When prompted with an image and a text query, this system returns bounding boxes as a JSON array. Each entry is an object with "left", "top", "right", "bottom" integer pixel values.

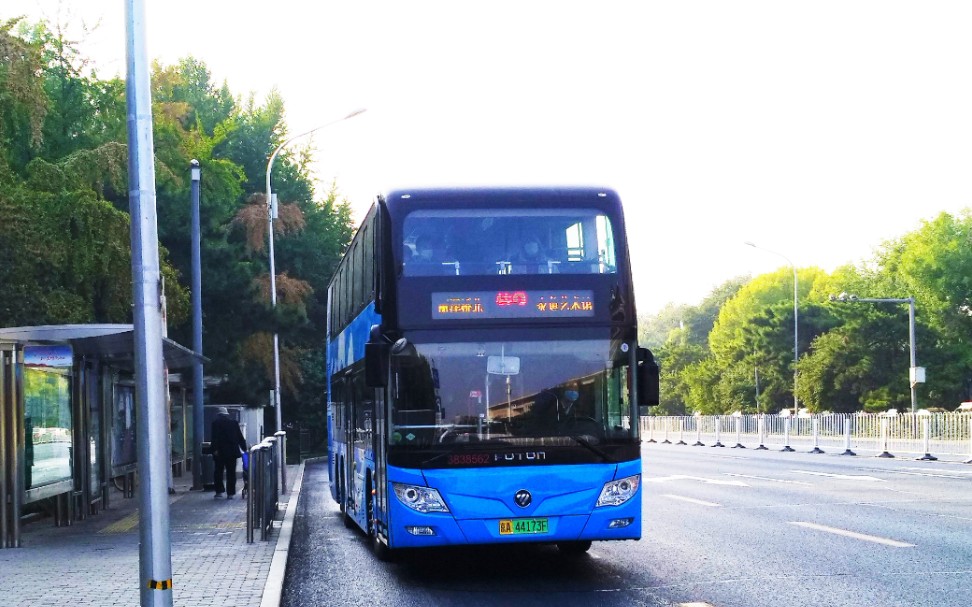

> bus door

[
  {"left": 331, "top": 374, "right": 352, "bottom": 512},
  {"left": 340, "top": 371, "right": 357, "bottom": 515},
  {"left": 347, "top": 369, "right": 373, "bottom": 522},
  {"left": 371, "top": 384, "right": 387, "bottom": 534}
]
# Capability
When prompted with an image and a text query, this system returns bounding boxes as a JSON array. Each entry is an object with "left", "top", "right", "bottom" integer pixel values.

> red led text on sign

[
  {"left": 431, "top": 290, "right": 595, "bottom": 319},
  {"left": 496, "top": 291, "right": 528, "bottom": 307}
]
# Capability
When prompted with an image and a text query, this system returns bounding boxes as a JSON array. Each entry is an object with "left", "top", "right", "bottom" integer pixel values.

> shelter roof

[{"left": 0, "top": 324, "right": 205, "bottom": 370}]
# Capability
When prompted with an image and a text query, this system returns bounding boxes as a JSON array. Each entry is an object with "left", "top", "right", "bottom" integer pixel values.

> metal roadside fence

[
  {"left": 641, "top": 413, "right": 972, "bottom": 462},
  {"left": 247, "top": 431, "right": 286, "bottom": 543}
]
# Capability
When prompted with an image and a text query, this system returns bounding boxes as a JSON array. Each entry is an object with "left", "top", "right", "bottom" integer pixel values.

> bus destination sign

[{"left": 432, "top": 290, "right": 595, "bottom": 319}]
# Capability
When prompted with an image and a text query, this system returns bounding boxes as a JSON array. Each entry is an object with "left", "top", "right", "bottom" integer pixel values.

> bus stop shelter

[{"left": 0, "top": 324, "right": 203, "bottom": 548}]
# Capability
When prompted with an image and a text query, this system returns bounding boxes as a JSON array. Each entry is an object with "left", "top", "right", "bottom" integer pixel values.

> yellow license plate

[{"left": 499, "top": 518, "right": 549, "bottom": 535}]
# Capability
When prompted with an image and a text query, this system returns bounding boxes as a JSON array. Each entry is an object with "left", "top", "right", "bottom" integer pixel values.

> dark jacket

[{"left": 211, "top": 414, "right": 247, "bottom": 460}]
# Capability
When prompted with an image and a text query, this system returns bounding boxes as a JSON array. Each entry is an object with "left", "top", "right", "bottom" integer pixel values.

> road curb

[{"left": 260, "top": 460, "right": 305, "bottom": 607}]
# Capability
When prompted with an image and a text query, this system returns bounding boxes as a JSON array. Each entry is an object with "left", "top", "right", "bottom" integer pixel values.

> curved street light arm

[{"left": 263, "top": 107, "right": 367, "bottom": 432}]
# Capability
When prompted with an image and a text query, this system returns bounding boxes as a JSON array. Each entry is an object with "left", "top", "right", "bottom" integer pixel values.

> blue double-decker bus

[{"left": 326, "top": 187, "right": 658, "bottom": 559}]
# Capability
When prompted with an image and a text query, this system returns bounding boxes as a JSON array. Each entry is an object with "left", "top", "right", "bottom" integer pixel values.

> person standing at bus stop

[{"left": 211, "top": 407, "right": 247, "bottom": 499}]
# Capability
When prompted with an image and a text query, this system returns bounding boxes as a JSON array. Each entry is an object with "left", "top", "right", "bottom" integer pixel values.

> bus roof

[{"left": 382, "top": 186, "right": 620, "bottom": 205}]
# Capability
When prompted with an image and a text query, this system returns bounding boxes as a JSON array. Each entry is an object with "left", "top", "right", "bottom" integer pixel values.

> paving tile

[{"left": 0, "top": 466, "right": 299, "bottom": 607}]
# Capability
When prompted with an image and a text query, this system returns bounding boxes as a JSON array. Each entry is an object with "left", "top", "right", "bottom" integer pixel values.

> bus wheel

[
  {"left": 557, "top": 540, "right": 592, "bottom": 555},
  {"left": 367, "top": 478, "right": 393, "bottom": 562}
]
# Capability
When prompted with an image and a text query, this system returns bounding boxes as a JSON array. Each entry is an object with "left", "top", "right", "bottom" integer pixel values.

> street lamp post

[
  {"left": 745, "top": 242, "right": 799, "bottom": 415},
  {"left": 829, "top": 293, "right": 920, "bottom": 412},
  {"left": 189, "top": 160, "right": 205, "bottom": 490},
  {"left": 264, "top": 108, "right": 366, "bottom": 434}
]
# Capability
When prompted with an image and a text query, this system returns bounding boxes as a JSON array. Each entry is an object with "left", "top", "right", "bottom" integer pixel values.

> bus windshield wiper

[
  {"left": 569, "top": 435, "right": 616, "bottom": 463},
  {"left": 420, "top": 451, "right": 450, "bottom": 466}
]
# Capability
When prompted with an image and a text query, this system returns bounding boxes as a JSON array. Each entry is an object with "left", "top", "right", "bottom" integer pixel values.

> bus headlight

[
  {"left": 393, "top": 483, "right": 450, "bottom": 513},
  {"left": 596, "top": 474, "right": 640, "bottom": 507}
]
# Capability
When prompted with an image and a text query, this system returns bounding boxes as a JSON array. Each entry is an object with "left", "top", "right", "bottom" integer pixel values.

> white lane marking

[
  {"left": 889, "top": 470, "right": 965, "bottom": 479},
  {"left": 645, "top": 475, "right": 749, "bottom": 486},
  {"left": 725, "top": 473, "right": 813, "bottom": 486},
  {"left": 663, "top": 494, "right": 721, "bottom": 507},
  {"left": 900, "top": 466, "right": 972, "bottom": 475},
  {"left": 789, "top": 521, "right": 915, "bottom": 547},
  {"left": 791, "top": 470, "right": 884, "bottom": 482}
]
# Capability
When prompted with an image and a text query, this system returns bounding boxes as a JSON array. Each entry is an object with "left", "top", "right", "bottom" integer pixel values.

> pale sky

[{"left": 8, "top": 1, "right": 972, "bottom": 314}]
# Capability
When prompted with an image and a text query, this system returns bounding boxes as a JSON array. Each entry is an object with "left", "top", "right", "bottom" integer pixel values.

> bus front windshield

[
  {"left": 402, "top": 209, "right": 617, "bottom": 276},
  {"left": 388, "top": 338, "right": 635, "bottom": 449}
]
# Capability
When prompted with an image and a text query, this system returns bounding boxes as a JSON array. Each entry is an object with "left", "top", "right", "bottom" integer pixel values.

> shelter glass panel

[{"left": 23, "top": 366, "right": 73, "bottom": 490}]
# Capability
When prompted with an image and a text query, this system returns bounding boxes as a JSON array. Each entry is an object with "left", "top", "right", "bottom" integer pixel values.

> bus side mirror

[
  {"left": 637, "top": 347, "right": 659, "bottom": 408},
  {"left": 365, "top": 342, "right": 388, "bottom": 387}
]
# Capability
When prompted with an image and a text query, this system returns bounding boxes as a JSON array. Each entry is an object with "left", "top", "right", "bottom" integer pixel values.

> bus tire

[{"left": 557, "top": 540, "right": 592, "bottom": 555}]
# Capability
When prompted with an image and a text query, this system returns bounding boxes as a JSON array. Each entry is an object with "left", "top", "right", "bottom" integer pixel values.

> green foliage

[
  {"left": 0, "top": 180, "right": 132, "bottom": 325},
  {"left": 639, "top": 276, "right": 748, "bottom": 350},
  {"left": 655, "top": 336, "right": 706, "bottom": 415},
  {"left": 642, "top": 221, "right": 972, "bottom": 415},
  {"left": 0, "top": 20, "right": 355, "bottom": 434},
  {"left": 0, "top": 18, "right": 50, "bottom": 163},
  {"left": 642, "top": 276, "right": 750, "bottom": 414}
]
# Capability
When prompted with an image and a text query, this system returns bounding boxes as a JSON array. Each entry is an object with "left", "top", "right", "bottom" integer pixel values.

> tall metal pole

[
  {"left": 830, "top": 294, "right": 919, "bottom": 413},
  {"left": 908, "top": 297, "right": 917, "bottom": 412},
  {"left": 264, "top": 108, "right": 366, "bottom": 435},
  {"left": 745, "top": 242, "right": 799, "bottom": 415},
  {"left": 791, "top": 263, "right": 798, "bottom": 415},
  {"left": 190, "top": 160, "right": 205, "bottom": 490},
  {"left": 125, "top": 1, "right": 173, "bottom": 604}
]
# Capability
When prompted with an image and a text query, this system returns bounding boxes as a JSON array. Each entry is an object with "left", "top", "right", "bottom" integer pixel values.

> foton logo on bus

[{"left": 495, "top": 291, "right": 528, "bottom": 306}]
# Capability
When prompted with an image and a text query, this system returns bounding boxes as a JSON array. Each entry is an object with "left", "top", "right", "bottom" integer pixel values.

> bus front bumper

[{"left": 386, "top": 494, "right": 641, "bottom": 549}]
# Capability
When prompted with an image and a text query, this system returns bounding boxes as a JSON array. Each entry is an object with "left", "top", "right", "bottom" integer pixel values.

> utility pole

[
  {"left": 190, "top": 160, "right": 205, "bottom": 490},
  {"left": 125, "top": 1, "right": 173, "bottom": 604},
  {"left": 830, "top": 293, "right": 922, "bottom": 413}
]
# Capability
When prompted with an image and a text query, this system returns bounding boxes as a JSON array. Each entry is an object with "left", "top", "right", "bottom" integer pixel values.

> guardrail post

[
  {"left": 781, "top": 418, "right": 795, "bottom": 452},
  {"left": 711, "top": 417, "right": 725, "bottom": 447},
  {"left": 756, "top": 415, "right": 768, "bottom": 450},
  {"left": 965, "top": 416, "right": 972, "bottom": 464},
  {"left": 840, "top": 417, "right": 856, "bottom": 456},
  {"left": 261, "top": 437, "right": 277, "bottom": 541},
  {"left": 810, "top": 418, "right": 824, "bottom": 454},
  {"left": 275, "top": 431, "right": 287, "bottom": 494},
  {"left": 692, "top": 419, "right": 704, "bottom": 446},
  {"left": 646, "top": 418, "right": 656, "bottom": 443},
  {"left": 877, "top": 417, "right": 894, "bottom": 458},
  {"left": 676, "top": 419, "right": 687, "bottom": 445},
  {"left": 732, "top": 416, "right": 745, "bottom": 448},
  {"left": 916, "top": 417, "right": 937, "bottom": 461},
  {"left": 661, "top": 420, "right": 672, "bottom": 444},
  {"left": 246, "top": 445, "right": 263, "bottom": 544}
]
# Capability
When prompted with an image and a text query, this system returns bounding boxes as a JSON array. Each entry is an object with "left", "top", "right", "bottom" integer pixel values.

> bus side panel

[
  {"left": 326, "top": 302, "right": 382, "bottom": 506},
  {"left": 384, "top": 460, "right": 641, "bottom": 549}
]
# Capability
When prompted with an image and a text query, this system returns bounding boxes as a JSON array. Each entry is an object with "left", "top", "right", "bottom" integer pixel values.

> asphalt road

[{"left": 282, "top": 445, "right": 972, "bottom": 607}]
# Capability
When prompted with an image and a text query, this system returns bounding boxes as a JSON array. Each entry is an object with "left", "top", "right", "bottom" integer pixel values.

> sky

[{"left": 7, "top": 1, "right": 972, "bottom": 315}]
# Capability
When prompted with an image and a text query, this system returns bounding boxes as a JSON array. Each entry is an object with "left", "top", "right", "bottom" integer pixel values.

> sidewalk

[{"left": 0, "top": 462, "right": 304, "bottom": 607}]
